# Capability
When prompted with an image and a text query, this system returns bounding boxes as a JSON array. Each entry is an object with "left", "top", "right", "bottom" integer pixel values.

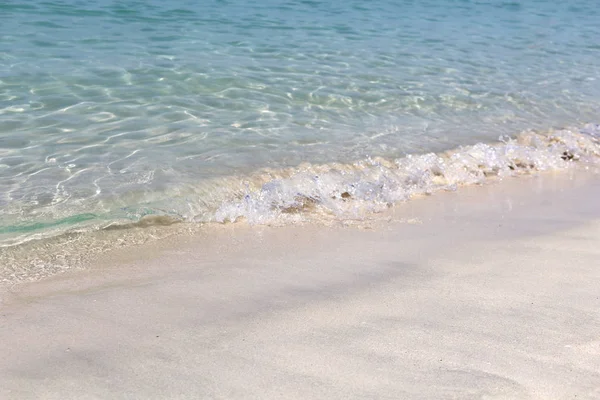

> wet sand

[{"left": 1, "top": 170, "right": 599, "bottom": 399}]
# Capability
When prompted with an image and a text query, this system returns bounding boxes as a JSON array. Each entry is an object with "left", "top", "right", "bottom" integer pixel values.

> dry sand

[{"left": 1, "top": 170, "right": 600, "bottom": 399}]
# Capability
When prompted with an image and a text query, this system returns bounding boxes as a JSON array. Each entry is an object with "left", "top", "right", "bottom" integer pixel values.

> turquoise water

[{"left": 1, "top": 0, "right": 600, "bottom": 245}]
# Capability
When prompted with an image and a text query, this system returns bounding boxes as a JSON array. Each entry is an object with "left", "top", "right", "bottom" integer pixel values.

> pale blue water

[{"left": 1, "top": 0, "right": 600, "bottom": 244}]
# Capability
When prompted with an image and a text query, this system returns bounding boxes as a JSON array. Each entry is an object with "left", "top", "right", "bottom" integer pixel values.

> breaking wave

[
  {"left": 1, "top": 124, "right": 600, "bottom": 284},
  {"left": 213, "top": 124, "right": 600, "bottom": 224}
]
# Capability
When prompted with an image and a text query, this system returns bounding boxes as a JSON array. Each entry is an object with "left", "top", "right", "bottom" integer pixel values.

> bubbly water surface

[{"left": 1, "top": 0, "right": 600, "bottom": 246}]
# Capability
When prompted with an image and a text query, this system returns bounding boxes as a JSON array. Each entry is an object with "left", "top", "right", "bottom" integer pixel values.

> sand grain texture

[{"left": 1, "top": 172, "right": 600, "bottom": 400}]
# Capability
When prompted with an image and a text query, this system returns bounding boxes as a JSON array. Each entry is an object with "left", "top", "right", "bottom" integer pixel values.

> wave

[
  {"left": 213, "top": 124, "right": 600, "bottom": 224},
  {"left": 1, "top": 123, "right": 599, "bottom": 284}
]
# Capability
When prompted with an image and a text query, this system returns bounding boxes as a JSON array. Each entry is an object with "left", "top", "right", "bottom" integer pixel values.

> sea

[{"left": 1, "top": 0, "right": 600, "bottom": 282}]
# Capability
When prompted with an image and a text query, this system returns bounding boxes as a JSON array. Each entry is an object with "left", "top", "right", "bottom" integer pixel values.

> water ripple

[{"left": 1, "top": 0, "right": 600, "bottom": 243}]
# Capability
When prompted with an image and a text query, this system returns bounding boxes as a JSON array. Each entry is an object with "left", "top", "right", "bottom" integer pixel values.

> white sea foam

[{"left": 214, "top": 125, "right": 600, "bottom": 224}]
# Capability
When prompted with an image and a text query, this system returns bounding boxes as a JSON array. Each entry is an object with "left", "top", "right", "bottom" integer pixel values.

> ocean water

[{"left": 1, "top": 0, "right": 600, "bottom": 276}]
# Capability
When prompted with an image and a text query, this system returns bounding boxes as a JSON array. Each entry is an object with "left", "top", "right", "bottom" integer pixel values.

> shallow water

[{"left": 1, "top": 0, "right": 600, "bottom": 245}]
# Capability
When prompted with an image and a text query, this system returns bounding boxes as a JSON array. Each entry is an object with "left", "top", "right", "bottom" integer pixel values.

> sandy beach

[
  {"left": 1, "top": 170, "right": 600, "bottom": 399},
  {"left": 3, "top": 0, "right": 600, "bottom": 398}
]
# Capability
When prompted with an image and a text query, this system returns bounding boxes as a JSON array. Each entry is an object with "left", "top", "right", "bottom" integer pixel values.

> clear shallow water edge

[
  {"left": 1, "top": 0, "right": 600, "bottom": 252},
  {"left": 1, "top": 124, "right": 600, "bottom": 285}
]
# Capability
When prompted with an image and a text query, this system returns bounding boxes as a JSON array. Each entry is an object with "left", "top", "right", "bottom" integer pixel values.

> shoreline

[
  {"left": 1, "top": 170, "right": 600, "bottom": 398},
  {"left": 2, "top": 125, "right": 600, "bottom": 287}
]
